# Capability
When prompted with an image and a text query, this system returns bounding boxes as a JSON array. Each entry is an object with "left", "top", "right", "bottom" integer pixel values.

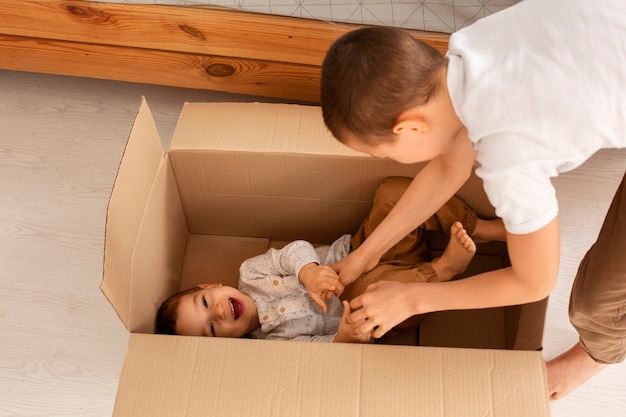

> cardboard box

[{"left": 102, "top": 99, "right": 551, "bottom": 416}]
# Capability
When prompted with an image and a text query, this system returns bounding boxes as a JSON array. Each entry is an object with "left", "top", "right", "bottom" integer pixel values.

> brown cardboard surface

[
  {"left": 103, "top": 98, "right": 550, "bottom": 416},
  {"left": 101, "top": 100, "right": 167, "bottom": 330},
  {"left": 181, "top": 234, "right": 270, "bottom": 289},
  {"left": 169, "top": 150, "right": 425, "bottom": 242},
  {"left": 169, "top": 102, "right": 359, "bottom": 155},
  {"left": 128, "top": 155, "right": 188, "bottom": 332},
  {"left": 113, "top": 334, "right": 550, "bottom": 417}
]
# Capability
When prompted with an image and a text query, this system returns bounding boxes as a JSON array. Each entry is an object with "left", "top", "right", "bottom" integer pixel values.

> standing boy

[{"left": 321, "top": 0, "right": 626, "bottom": 400}]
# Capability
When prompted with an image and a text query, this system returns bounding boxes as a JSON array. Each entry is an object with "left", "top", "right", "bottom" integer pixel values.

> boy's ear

[
  {"left": 393, "top": 108, "right": 428, "bottom": 135},
  {"left": 198, "top": 283, "right": 222, "bottom": 289}
]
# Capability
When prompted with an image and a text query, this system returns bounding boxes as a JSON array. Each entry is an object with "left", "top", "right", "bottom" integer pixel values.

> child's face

[{"left": 175, "top": 284, "right": 258, "bottom": 338}]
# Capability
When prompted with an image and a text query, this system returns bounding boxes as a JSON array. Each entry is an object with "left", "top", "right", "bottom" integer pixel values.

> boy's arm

[
  {"left": 349, "top": 217, "right": 560, "bottom": 338},
  {"left": 334, "top": 130, "right": 476, "bottom": 287}
]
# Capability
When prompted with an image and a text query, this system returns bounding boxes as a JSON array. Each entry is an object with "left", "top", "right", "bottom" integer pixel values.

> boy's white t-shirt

[{"left": 447, "top": 0, "right": 626, "bottom": 234}]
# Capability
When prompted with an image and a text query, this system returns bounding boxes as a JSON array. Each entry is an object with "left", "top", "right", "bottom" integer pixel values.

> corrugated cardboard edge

[{"left": 101, "top": 97, "right": 166, "bottom": 330}]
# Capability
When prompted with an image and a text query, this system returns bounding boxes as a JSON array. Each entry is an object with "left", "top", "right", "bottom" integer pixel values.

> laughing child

[{"left": 156, "top": 177, "right": 505, "bottom": 343}]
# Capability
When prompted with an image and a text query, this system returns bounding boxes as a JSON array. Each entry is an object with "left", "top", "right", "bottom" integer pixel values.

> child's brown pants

[
  {"left": 341, "top": 177, "right": 477, "bottom": 302},
  {"left": 570, "top": 171, "right": 626, "bottom": 364}
]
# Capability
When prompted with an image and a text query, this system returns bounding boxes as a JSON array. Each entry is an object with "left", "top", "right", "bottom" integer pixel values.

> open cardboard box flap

[
  {"left": 115, "top": 334, "right": 549, "bottom": 417},
  {"left": 102, "top": 98, "right": 550, "bottom": 416}
]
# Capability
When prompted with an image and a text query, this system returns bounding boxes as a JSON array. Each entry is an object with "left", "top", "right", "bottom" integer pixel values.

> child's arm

[
  {"left": 348, "top": 217, "right": 560, "bottom": 338},
  {"left": 240, "top": 240, "right": 319, "bottom": 280},
  {"left": 265, "top": 301, "right": 370, "bottom": 343},
  {"left": 334, "top": 130, "right": 476, "bottom": 289},
  {"left": 239, "top": 240, "right": 339, "bottom": 312}
]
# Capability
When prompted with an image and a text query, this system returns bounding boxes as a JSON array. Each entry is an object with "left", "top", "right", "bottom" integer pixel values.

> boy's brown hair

[
  {"left": 155, "top": 286, "right": 203, "bottom": 335},
  {"left": 321, "top": 27, "right": 447, "bottom": 145}
]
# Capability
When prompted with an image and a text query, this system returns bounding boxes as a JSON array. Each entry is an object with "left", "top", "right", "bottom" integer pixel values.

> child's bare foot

[
  {"left": 473, "top": 218, "right": 507, "bottom": 243},
  {"left": 431, "top": 222, "right": 476, "bottom": 282},
  {"left": 546, "top": 341, "right": 607, "bottom": 400}
]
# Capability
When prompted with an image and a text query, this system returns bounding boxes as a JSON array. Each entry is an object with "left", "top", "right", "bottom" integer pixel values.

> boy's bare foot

[
  {"left": 473, "top": 218, "right": 507, "bottom": 243},
  {"left": 431, "top": 222, "right": 476, "bottom": 282},
  {"left": 546, "top": 341, "right": 607, "bottom": 400}
]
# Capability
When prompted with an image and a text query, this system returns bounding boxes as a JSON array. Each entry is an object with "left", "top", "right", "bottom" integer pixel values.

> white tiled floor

[{"left": 87, "top": 0, "right": 522, "bottom": 33}]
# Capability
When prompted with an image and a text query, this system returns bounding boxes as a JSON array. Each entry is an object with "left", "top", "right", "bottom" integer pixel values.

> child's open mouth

[{"left": 229, "top": 298, "right": 244, "bottom": 320}]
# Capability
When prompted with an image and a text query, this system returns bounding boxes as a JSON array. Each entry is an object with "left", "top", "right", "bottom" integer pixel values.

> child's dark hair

[
  {"left": 155, "top": 286, "right": 203, "bottom": 335},
  {"left": 321, "top": 27, "right": 448, "bottom": 145}
]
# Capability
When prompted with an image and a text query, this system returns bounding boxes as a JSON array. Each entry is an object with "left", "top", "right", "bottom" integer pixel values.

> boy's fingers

[
  {"left": 347, "top": 298, "right": 381, "bottom": 335},
  {"left": 342, "top": 301, "right": 364, "bottom": 335},
  {"left": 333, "top": 281, "right": 345, "bottom": 297},
  {"left": 348, "top": 309, "right": 368, "bottom": 328},
  {"left": 369, "top": 321, "right": 387, "bottom": 339},
  {"left": 341, "top": 300, "right": 351, "bottom": 320},
  {"left": 349, "top": 295, "right": 364, "bottom": 311}
]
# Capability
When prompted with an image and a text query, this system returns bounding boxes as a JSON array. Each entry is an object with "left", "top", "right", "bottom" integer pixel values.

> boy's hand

[
  {"left": 298, "top": 263, "right": 340, "bottom": 313},
  {"left": 334, "top": 301, "right": 371, "bottom": 343},
  {"left": 331, "top": 249, "right": 379, "bottom": 296},
  {"left": 348, "top": 280, "right": 415, "bottom": 339}
]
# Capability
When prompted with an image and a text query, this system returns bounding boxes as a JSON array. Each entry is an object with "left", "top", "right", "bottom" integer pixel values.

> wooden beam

[
  {"left": 0, "top": 34, "right": 321, "bottom": 102},
  {"left": 0, "top": 0, "right": 449, "bottom": 66},
  {"left": 0, "top": 0, "right": 449, "bottom": 101}
]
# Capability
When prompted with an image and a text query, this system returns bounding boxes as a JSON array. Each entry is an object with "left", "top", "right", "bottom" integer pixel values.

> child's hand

[
  {"left": 298, "top": 263, "right": 340, "bottom": 313},
  {"left": 334, "top": 301, "right": 371, "bottom": 343}
]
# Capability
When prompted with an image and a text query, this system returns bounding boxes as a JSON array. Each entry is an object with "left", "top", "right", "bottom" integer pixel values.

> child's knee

[{"left": 375, "top": 177, "right": 412, "bottom": 204}]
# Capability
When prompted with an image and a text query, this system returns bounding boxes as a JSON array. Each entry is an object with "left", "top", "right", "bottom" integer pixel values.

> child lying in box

[{"left": 156, "top": 177, "right": 505, "bottom": 343}]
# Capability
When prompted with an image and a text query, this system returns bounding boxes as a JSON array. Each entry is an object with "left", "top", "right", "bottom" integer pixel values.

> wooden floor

[{"left": 0, "top": 69, "right": 624, "bottom": 416}]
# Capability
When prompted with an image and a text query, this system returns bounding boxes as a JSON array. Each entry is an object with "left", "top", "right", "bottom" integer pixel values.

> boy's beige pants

[
  {"left": 570, "top": 172, "right": 626, "bottom": 364},
  {"left": 341, "top": 176, "right": 477, "bottom": 302}
]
